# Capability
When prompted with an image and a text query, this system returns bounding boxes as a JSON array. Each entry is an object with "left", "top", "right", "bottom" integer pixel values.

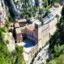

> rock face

[
  {"left": 0, "top": 0, "right": 39, "bottom": 20},
  {"left": 0, "top": 0, "right": 8, "bottom": 24},
  {"left": 13, "top": 0, "right": 39, "bottom": 13},
  {"left": 4, "top": 0, "right": 20, "bottom": 19}
]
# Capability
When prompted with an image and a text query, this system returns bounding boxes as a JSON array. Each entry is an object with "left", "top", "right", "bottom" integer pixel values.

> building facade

[{"left": 38, "top": 18, "right": 57, "bottom": 48}]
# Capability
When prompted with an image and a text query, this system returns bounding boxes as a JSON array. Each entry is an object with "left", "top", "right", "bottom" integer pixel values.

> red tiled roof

[
  {"left": 26, "top": 24, "right": 35, "bottom": 31},
  {"left": 15, "top": 19, "right": 26, "bottom": 22}
]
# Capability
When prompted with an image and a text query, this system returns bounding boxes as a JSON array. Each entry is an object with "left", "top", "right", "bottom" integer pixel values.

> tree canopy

[
  {"left": 48, "top": 54, "right": 64, "bottom": 64},
  {"left": 0, "top": 27, "right": 25, "bottom": 64}
]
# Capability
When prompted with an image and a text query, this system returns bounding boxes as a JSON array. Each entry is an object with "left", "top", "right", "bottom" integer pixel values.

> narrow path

[{"left": 31, "top": 44, "right": 49, "bottom": 64}]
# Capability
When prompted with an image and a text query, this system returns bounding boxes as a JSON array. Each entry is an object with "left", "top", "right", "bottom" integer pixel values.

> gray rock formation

[{"left": 0, "top": 0, "right": 8, "bottom": 24}]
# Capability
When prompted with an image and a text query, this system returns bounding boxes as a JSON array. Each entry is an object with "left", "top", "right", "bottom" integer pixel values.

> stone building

[
  {"left": 24, "top": 24, "right": 38, "bottom": 43},
  {"left": 15, "top": 13, "right": 57, "bottom": 47},
  {"left": 14, "top": 14, "right": 57, "bottom": 63},
  {"left": 29, "top": 15, "right": 57, "bottom": 48},
  {"left": 38, "top": 18, "right": 57, "bottom": 48},
  {"left": 15, "top": 28, "right": 23, "bottom": 43}
]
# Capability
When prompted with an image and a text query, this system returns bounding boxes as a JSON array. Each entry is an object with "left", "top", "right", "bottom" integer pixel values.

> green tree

[
  {"left": 54, "top": 0, "right": 60, "bottom": 3},
  {"left": 0, "top": 42, "right": 12, "bottom": 64},
  {"left": 48, "top": 54, "right": 64, "bottom": 64},
  {"left": 15, "top": 46, "right": 25, "bottom": 64},
  {"left": 0, "top": 54, "right": 7, "bottom": 64},
  {"left": 0, "top": 28, "right": 5, "bottom": 42},
  {"left": 0, "top": 28, "right": 13, "bottom": 64}
]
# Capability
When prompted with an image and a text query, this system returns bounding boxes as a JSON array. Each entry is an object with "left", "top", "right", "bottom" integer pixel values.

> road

[{"left": 33, "top": 44, "right": 49, "bottom": 64}]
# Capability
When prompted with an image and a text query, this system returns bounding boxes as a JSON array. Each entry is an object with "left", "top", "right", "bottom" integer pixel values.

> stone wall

[{"left": 38, "top": 18, "right": 57, "bottom": 48}]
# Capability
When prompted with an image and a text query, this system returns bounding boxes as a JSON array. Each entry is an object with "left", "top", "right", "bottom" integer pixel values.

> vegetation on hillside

[
  {"left": 0, "top": 27, "right": 12, "bottom": 64},
  {"left": 14, "top": 45, "right": 25, "bottom": 64},
  {"left": 0, "top": 27, "right": 25, "bottom": 64},
  {"left": 54, "top": 0, "right": 60, "bottom": 3},
  {"left": 48, "top": 54, "right": 64, "bottom": 64}
]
